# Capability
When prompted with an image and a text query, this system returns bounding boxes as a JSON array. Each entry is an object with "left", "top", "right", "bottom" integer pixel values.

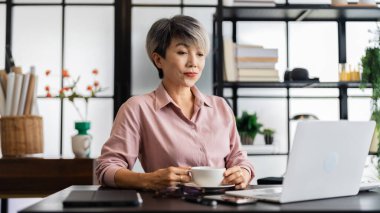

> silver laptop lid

[{"left": 281, "top": 121, "right": 375, "bottom": 203}]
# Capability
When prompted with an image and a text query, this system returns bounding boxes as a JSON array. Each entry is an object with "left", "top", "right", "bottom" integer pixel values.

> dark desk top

[{"left": 19, "top": 185, "right": 380, "bottom": 212}]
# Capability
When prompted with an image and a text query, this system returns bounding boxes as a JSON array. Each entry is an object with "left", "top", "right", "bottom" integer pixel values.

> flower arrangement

[{"left": 45, "top": 69, "right": 107, "bottom": 121}]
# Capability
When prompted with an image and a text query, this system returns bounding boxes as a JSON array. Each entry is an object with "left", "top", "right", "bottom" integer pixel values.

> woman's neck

[{"left": 162, "top": 82, "right": 194, "bottom": 107}]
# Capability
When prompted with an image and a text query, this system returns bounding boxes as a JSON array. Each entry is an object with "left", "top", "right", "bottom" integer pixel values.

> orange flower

[
  {"left": 62, "top": 69, "right": 70, "bottom": 78},
  {"left": 46, "top": 92, "right": 52, "bottom": 97},
  {"left": 94, "top": 80, "right": 99, "bottom": 87},
  {"left": 59, "top": 88, "right": 64, "bottom": 95},
  {"left": 45, "top": 70, "right": 51, "bottom": 76},
  {"left": 45, "top": 85, "right": 50, "bottom": 91},
  {"left": 64, "top": 87, "right": 70, "bottom": 91},
  {"left": 92, "top": 69, "right": 99, "bottom": 75},
  {"left": 87, "top": 85, "right": 93, "bottom": 91}
]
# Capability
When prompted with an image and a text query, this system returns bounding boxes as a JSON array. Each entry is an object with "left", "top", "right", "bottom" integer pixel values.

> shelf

[
  {"left": 217, "top": 81, "right": 371, "bottom": 89},
  {"left": 219, "top": 4, "right": 380, "bottom": 22}
]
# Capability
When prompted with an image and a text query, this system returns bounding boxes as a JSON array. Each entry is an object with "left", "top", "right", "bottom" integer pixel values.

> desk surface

[{"left": 20, "top": 185, "right": 380, "bottom": 212}]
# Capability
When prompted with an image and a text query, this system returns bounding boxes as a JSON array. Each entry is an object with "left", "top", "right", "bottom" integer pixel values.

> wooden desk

[
  {"left": 19, "top": 185, "right": 380, "bottom": 212},
  {"left": 0, "top": 157, "right": 95, "bottom": 213}
]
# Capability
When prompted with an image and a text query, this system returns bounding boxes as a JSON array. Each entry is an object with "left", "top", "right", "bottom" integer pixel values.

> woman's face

[{"left": 154, "top": 38, "right": 206, "bottom": 88}]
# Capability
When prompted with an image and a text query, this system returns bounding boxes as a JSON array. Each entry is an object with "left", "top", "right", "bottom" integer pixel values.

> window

[{"left": 2, "top": 0, "right": 115, "bottom": 157}]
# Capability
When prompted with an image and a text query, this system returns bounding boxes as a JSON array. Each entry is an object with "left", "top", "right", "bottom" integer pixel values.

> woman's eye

[
  {"left": 197, "top": 53, "right": 204, "bottom": 57},
  {"left": 177, "top": 51, "right": 187, "bottom": 55}
]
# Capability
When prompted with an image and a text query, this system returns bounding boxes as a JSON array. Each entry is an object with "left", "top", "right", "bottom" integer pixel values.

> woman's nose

[{"left": 187, "top": 53, "right": 197, "bottom": 68}]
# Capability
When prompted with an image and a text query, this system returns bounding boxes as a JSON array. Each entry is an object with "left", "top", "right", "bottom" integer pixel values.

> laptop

[
  {"left": 63, "top": 190, "right": 142, "bottom": 207},
  {"left": 227, "top": 121, "right": 376, "bottom": 203}
]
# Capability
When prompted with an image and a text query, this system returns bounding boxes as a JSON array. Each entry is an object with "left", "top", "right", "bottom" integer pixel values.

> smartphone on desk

[{"left": 203, "top": 194, "right": 258, "bottom": 205}]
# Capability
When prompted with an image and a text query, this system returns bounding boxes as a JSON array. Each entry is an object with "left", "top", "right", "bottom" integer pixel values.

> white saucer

[{"left": 183, "top": 182, "right": 235, "bottom": 189}]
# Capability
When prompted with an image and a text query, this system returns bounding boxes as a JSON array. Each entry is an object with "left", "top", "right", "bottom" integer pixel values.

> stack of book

[
  {"left": 0, "top": 66, "right": 39, "bottom": 117},
  {"left": 236, "top": 44, "right": 279, "bottom": 82},
  {"left": 232, "top": 0, "right": 276, "bottom": 7}
]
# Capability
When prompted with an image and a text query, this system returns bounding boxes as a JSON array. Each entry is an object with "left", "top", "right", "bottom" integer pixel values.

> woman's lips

[{"left": 184, "top": 72, "right": 198, "bottom": 77}]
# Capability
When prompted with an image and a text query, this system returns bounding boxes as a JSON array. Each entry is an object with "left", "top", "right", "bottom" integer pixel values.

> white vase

[
  {"left": 72, "top": 134, "right": 92, "bottom": 158},
  {"left": 71, "top": 121, "right": 92, "bottom": 158}
]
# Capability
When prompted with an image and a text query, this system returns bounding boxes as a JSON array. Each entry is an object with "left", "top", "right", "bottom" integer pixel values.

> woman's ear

[{"left": 152, "top": 52, "right": 163, "bottom": 69}]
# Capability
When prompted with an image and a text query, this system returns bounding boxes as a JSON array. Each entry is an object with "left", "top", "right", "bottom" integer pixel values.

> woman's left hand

[{"left": 222, "top": 166, "right": 250, "bottom": 189}]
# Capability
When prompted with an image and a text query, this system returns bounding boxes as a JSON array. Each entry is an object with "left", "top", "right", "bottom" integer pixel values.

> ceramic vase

[{"left": 71, "top": 121, "right": 92, "bottom": 158}]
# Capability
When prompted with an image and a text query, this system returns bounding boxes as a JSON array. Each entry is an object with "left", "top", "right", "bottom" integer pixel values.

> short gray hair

[{"left": 146, "top": 15, "right": 210, "bottom": 79}]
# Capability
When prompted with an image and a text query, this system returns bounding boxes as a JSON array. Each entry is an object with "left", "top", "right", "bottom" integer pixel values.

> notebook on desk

[
  {"left": 227, "top": 121, "right": 376, "bottom": 203},
  {"left": 63, "top": 190, "right": 142, "bottom": 207}
]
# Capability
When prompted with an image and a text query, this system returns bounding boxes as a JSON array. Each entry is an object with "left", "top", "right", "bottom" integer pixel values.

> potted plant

[
  {"left": 361, "top": 25, "right": 380, "bottom": 178},
  {"left": 236, "top": 111, "right": 263, "bottom": 145},
  {"left": 263, "top": 128, "right": 275, "bottom": 145}
]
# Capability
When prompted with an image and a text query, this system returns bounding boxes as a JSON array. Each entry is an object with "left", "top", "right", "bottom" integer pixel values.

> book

[
  {"left": 237, "top": 61, "right": 276, "bottom": 69},
  {"left": 223, "top": 38, "right": 237, "bottom": 81},
  {"left": 17, "top": 73, "right": 30, "bottom": 115},
  {"left": 31, "top": 75, "right": 39, "bottom": 115},
  {"left": 0, "top": 70, "right": 7, "bottom": 95},
  {"left": 0, "top": 80, "right": 5, "bottom": 116},
  {"left": 237, "top": 57, "right": 278, "bottom": 63},
  {"left": 238, "top": 68, "right": 278, "bottom": 77},
  {"left": 5, "top": 72, "right": 15, "bottom": 116},
  {"left": 24, "top": 71, "right": 36, "bottom": 115},
  {"left": 236, "top": 46, "right": 278, "bottom": 58},
  {"left": 11, "top": 73, "right": 24, "bottom": 116},
  {"left": 238, "top": 76, "right": 279, "bottom": 82}
]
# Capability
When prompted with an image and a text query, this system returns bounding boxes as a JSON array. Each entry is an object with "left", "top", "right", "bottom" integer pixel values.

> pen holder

[{"left": 0, "top": 115, "right": 44, "bottom": 157}]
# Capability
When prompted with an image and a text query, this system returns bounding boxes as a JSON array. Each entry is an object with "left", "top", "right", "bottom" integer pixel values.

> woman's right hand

[{"left": 144, "top": 166, "right": 191, "bottom": 191}]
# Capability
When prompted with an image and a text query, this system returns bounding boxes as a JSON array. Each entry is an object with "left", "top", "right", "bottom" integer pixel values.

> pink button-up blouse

[{"left": 96, "top": 83, "right": 254, "bottom": 187}]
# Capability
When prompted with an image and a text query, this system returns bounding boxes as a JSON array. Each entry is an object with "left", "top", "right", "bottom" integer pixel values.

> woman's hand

[
  {"left": 144, "top": 166, "right": 191, "bottom": 191},
  {"left": 222, "top": 166, "right": 250, "bottom": 189}
]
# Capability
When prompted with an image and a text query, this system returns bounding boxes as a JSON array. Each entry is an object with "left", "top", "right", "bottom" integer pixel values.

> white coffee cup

[{"left": 190, "top": 166, "right": 226, "bottom": 187}]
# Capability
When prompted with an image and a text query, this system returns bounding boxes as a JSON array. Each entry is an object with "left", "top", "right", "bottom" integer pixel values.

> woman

[{"left": 96, "top": 15, "right": 254, "bottom": 191}]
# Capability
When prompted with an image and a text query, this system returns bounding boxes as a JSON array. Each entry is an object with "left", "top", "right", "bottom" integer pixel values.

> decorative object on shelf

[
  {"left": 283, "top": 67, "right": 319, "bottom": 82},
  {"left": 236, "top": 111, "right": 263, "bottom": 145},
  {"left": 71, "top": 121, "right": 92, "bottom": 158},
  {"left": 361, "top": 24, "right": 380, "bottom": 177},
  {"left": 45, "top": 69, "right": 107, "bottom": 157},
  {"left": 291, "top": 114, "right": 319, "bottom": 120},
  {"left": 262, "top": 128, "right": 275, "bottom": 145}
]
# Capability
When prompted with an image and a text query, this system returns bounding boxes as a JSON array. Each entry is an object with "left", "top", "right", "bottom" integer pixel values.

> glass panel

[
  {"left": 237, "top": 22, "right": 287, "bottom": 81},
  {"left": 184, "top": 7, "right": 216, "bottom": 95},
  {"left": 183, "top": 0, "right": 217, "bottom": 5},
  {"left": 12, "top": 6, "right": 62, "bottom": 96},
  {"left": 14, "top": 0, "right": 62, "bottom": 3},
  {"left": 66, "top": 0, "right": 114, "bottom": 3},
  {"left": 238, "top": 88, "right": 287, "bottom": 97},
  {"left": 38, "top": 98, "right": 61, "bottom": 156},
  {"left": 0, "top": 5, "right": 5, "bottom": 69},
  {"left": 289, "top": 22, "right": 338, "bottom": 82},
  {"left": 248, "top": 156, "right": 287, "bottom": 184},
  {"left": 62, "top": 98, "right": 113, "bottom": 157},
  {"left": 132, "top": 0, "right": 180, "bottom": 5},
  {"left": 348, "top": 97, "right": 372, "bottom": 121},
  {"left": 288, "top": 0, "right": 331, "bottom": 3},
  {"left": 289, "top": 99, "right": 339, "bottom": 147},
  {"left": 131, "top": 7, "right": 180, "bottom": 95},
  {"left": 346, "top": 22, "right": 379, "bottom": 70},
  {"left": 290, "top": 88, "right": 339, "bottom": 97},
  {"left": 65, "top": 6, "right": 114, "bottom": 96},
  {"left": 238, "top": 98, "right": 288, "bottom": 153}
]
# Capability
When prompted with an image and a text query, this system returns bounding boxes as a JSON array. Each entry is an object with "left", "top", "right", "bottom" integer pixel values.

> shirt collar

[{"left": 154, "top": 83, "right": 212, "bottom": 111}]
